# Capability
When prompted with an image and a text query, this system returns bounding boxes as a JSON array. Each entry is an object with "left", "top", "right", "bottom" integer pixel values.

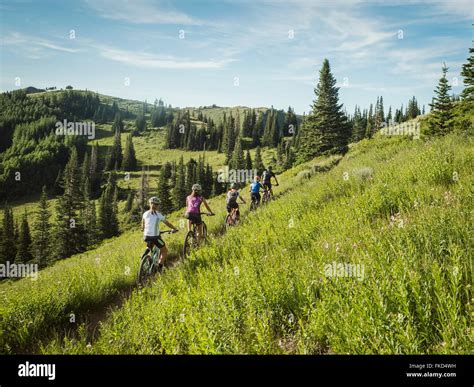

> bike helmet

[
  {"left": 148, "top": 196, "right": 160, "bottom": 204},
  {"left": 192, "top": 183, "right": 202, "bottom": 193},
  {"left": 231, "top": 183, "right": 238, "bottom": 189}
]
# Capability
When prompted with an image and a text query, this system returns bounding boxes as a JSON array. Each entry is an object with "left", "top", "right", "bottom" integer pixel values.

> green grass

[{"left": 28, "top": 133, "right": 473, "bottom": 354}]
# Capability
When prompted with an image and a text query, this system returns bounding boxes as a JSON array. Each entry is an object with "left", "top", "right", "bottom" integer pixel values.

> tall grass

[{"left": 41, "top": 133, "right": 472, "bottom": 354}]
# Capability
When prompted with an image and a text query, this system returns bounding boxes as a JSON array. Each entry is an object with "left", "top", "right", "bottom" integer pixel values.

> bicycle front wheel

[
  {"left": 137, "top": 255, "right": 152, "bottom": 285},
  {"left": 183, "top": 231, "right": 195, "bottom": 256}
]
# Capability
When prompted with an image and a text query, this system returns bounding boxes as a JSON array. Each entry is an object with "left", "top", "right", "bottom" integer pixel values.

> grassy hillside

[
  {"left": 1, "top": 131, "right": 470, "bottom": 354},
  {"left": 47, "top": 132, "right": 468, "bottom": 355}
]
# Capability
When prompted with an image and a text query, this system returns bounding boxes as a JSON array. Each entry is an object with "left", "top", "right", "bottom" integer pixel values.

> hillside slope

[{"left": 37, "top": 132, "right": 473, "bottom": 355}]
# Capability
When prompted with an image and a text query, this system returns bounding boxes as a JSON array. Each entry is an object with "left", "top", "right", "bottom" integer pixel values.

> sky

[{"left": 0, "top": 0, "right": 472, "bottom": 115}]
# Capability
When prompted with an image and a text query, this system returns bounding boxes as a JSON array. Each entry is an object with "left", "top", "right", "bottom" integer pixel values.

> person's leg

[
  {"left": 187, "top": 219, "right": 192, "bottom": 232},
  {"left": 158, "top": 245, "right": 168, "bottom": 265}
]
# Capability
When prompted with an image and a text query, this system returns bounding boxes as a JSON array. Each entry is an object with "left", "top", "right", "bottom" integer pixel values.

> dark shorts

[
  {"left": 226, "top": 202, "right": 239, "bottom": 213},
  {"left": 186, "top": 212, "right": 202, "bottom": 225},
  {"left": 263, "top": 182, "right": 272, "bottom": 190},
  {"left": 144, "top": 235, "right": 166, "bottom": 249},
  {"left": 251, "top": 192, "right": 261, "bottom": 202}
]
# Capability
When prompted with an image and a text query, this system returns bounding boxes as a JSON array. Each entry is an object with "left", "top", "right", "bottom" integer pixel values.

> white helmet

[
  {"left": 192, "top": 183, "right": 202, "bottom": 193},
  {"left": 148, "top": 196, "right": 160, "bottom": 204}
]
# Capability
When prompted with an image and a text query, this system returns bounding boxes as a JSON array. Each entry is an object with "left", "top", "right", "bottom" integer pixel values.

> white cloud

[
  {"left": 85, "top": 0, "right": 208, "bottom": 25},
  {"left": 0, "top": 32, "right": 80, "bottom": 57},
  {"left": 98, "top": 46, "right": 233, "bottom": 69}
]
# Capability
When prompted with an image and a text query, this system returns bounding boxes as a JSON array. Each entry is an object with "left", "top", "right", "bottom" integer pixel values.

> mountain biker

[
  {"left": 249, "top": 175, "right": 263, "bottom": 206},
  {"left": 141, "top": 197, "right": 179, "bottom": 272},
  {"left": 185, "top": 183, "right": 214, "bottom": 243},
  {"left": 262, "top": 166, "right": 279, "bottom": 197},
  {"left": 226, "top": 183, "right": 246, "bottom": 221}
]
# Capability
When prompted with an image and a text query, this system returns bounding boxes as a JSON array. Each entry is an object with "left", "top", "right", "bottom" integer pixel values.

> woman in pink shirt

[{"left": 185, "top": 183, "right": 214, "bottom": 243}]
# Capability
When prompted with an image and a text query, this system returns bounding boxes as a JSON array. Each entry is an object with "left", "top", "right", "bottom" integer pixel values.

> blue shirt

[{"left": 250, "top": 182, "right": 263, "bottom": 193}]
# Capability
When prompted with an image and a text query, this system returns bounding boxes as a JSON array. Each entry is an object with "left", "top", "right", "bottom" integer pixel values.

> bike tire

[
  {"left": 202, "top": 222, "right": 208, "bottom": 239},
  {"left": 137, "top": 255, "right": 152, "bottom": 285},
  {"left": 225, "top": 214, "right": 232, "bottom": 229},
  {"left": 183, "top": 231, "right": 195, "bottom": 257}
]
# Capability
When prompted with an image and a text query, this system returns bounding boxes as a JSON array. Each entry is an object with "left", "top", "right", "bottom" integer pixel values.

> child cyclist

[
  {"left": 185, "top": 183, "right": 214, "bottom": 243},
  {"left": 141, "top": 196, "right": 179, "bottom": 272},
  {"left": 226, "top": 182, "right": 246, "bottom": 221},
  {"left": 249, "top": 175, "right": 264, "bottom": 206}
]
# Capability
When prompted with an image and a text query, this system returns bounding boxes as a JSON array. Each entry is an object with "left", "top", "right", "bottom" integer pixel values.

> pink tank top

[{"left": 186, "top": 195, "right": 203, "bottom": 214}]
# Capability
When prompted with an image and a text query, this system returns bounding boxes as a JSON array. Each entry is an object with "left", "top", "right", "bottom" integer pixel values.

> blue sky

[{"left": 0, "top": 0, "right": 472, "bottom": 115}]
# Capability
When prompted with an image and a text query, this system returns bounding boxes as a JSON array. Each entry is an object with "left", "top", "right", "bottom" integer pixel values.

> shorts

[
  {"left": 226, "top": 202, "right": 239, "bottom": 213},
  {"left": 186, "top": 212, "right": 202, "bottom": 225},
  {"left": 251, "top": 192, "right": 261, "bottom": 202},
  {"left": 263, "top": 182, "right": 272, "bottom": 190},
  {"left": 144, "top": 235, "right": 166, "bottom": 249}
]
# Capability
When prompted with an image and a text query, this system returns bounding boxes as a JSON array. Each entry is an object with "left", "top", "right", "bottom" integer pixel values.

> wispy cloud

[
  {"left": 1, "top": 32, "right": 81, "bottom": 57},
  {"left": 85, "top": 0, "right": 209, "bottom": 26},
  {"left": 97, "top": 45, "right": 233, "bottom": 69}
]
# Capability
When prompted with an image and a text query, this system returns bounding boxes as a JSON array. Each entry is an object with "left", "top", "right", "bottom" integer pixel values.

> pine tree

[
  {"left": 366, "top": 104, "right": 374, "bottom": 138},
  {"left": 460, "top": 47, "right": 474, "bottom": 101},
  {"left": 82, "top": 177, "right": 98, "bottom": 247},
  {"left": 297, "top": 59, "right": 350, "bottom": 162},
  {"left": 32, "top": 186, "right": 51, "bottom": 268},
  {"left": 53, "top": 147, "right": 86, "bottom": 260},
  {"left": 15, "top": 210, "right": 33, "bottom": 263},
  {"left": 124, "top": 186, "right": 134, "bottom": 213},
  {"left": 98, "top": 172, "right": 120, "bottom": 239},
  {"left": 122, "top": 134, "right": 137, "bottom": 171},
  {"left": 230, "top": 138, "right": 245, "bottom": 170},
  {"left": 172, "top": 156, "right": 187, "bottom": 210},
  {"left": 107, "top": 126, "right": 123, "bottom": 170},
  {"left": 253, "top": 146, "right": 265, "bottom": 175},
  {"left": 157, "top": 164, "right": 173, "bottom": 214},
  {"left": 90, "top": 142, "right": 101, "bottom": 195},
  {"left": 245, "top": 149, "right": 253, "bottom": 171},
  {"left": 426, "top": 63, "right": 453, "bottom": 136},
  {"left": 351, "top": 105, "right": 365, "bottom": 142},
  {"left": 0, "top": 206, "right": 16, "bottom": 264}
]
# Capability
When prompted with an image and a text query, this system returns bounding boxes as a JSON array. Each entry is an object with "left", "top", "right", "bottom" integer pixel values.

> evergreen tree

[
  {"left": 122, "top": 134, "right": 137, "bottom": 171},
  {"left": 172, "top": 156, "right": 187, "bottom": 210},
  {"left": 89, "top": 142, "right": 101, "bottom": 195},
  {"left": 15, "top": 210, "right": 33, "bottom": 263},
  {"left": 351, "top": 105, "right": 365, "bottom": 142},
  {"left": 0, "top": 206, "right": 16, "bottom": 264},
  {"left": 297, "top": 59, "right": 350, "bottom": 162},
  {"left": 98, "top": 172, "right": 120, "bottom": 239},
  {"left": 460, "top": 47, "right": 474, "bottom": 101},
  {"left": 426, "top": 63, "right": 453, "bottom": 136},
  {"left": 230, "top": 138, "right": 245, "bottom": 170},
  {"left": 253, "top": 146, "right": 265, "bottom": 175},
  {"left": 245, "top": 149, "right": 253, "bottom": 171},
  {"left": 107, "top": 127, "right": 123, "bottom": 170},
  {"left": 157, "top": 164, "right": 173, "bottom": 214},
  {"left": 82, "top": 177, "right": 98, "bottom": 247},
  {"left": 124, "top": 186, "right": 134, "bottom": 213},
  {"left": 365, "top": 104, "right": 374, "bottom": 138},
  {"left": 32, "top": 186, "right": 51, "bottom": 268}
]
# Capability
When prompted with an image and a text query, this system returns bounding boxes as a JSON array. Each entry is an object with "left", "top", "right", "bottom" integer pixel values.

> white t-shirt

[{"left": 142, "top": 210, "right": 166, "bottom": 237}]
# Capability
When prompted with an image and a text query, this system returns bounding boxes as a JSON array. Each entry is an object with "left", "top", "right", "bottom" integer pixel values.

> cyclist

[
  {"left": 262, "top": 166, "right": 279, "bottom": 197},
  {"left": 249, "top": 175, "right": 263, "bottom": 206},
  {"left": 185, "top": 183, "right": 214, "bottom": 243},
  {"left": 226, "top": 182, "right": 246, "bottom": 221},
  {"left": 141, "top": 197, "right": 179, "bottom": 272}
]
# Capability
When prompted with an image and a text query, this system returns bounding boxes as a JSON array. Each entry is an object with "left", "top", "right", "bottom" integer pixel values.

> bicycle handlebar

[{"left": 160, "top": 229, "right": 179, "bottom": 234}]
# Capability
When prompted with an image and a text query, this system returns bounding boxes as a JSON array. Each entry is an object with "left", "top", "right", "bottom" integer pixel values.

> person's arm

[
  {"left": 273, "top": 174, "right": 279, "bottom": 185},
  {"left": 141, "top": 216, "right": 145, "bottom": 232},
  {"left": 202, "top": 198, "right": 214, "bottom": 214},
  {"left": 239, "top": 193, "right": 246, "bottom": 204},
  {"left": 163, "top": 220, "right": 179, "bottom": 231}
]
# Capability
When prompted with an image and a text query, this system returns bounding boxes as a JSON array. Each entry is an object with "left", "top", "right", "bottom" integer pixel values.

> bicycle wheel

[
  {"left": 225, "top": 214, "right": 232, "bottom": 229},
  {"left": 137, "top": 255, "right": 152, "bottom": 285},
  {"left": 202, "top": 222, "right": 208, "bottom": 240},
  {"left": 250, "top": 200, "right": 257, "bottom": 211},
  {"left": 183, "top": 231, "right": 195, "bottom": 256}
]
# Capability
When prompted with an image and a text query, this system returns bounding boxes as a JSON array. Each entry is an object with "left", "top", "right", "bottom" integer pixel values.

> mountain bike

[
  {"left": 183, "top": 213, "right": 214, "bottom": 257},
  {"left": 137, "top": 230, "right": 177, "bottom": 285},
  {"left": 262, "top": 188, "right": 271, "bottom": 204},
  {"left": 225, "top": 207, "right": 239, "bottom": 229},
  {"left": 250, "top": 193, "right": 260, "bottom": 211}
]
